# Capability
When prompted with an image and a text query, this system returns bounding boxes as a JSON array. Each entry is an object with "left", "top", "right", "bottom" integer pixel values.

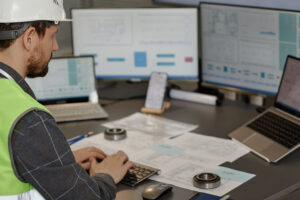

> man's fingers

[
  {"left": 116, "top": 151, "right": 129, "bottom": 164},
  {"left": 91, "top": 152, "right": 106, "bottom": 160},
  {"left": 84, "top": 152, "right": 106, "bottom": 161},
  {"left": 77, "top": 146, "right": 107, "bottom": 157},
  {"left": 81, "top": 161, "right": 91, "bottom": 170},
  {"left": 124, "top": 161, "right": 135, "bottom": 171},
  {"left": 89, "top": 157, "right": 97, "bottom": 166},
  {"left": 87, "top": 146, "right": 107, "bottom": 157}
]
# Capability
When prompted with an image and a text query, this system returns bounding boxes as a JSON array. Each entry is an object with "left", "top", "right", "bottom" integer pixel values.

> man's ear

[{"left": 22, "top": 27, "right": 38, "bottom": 51}]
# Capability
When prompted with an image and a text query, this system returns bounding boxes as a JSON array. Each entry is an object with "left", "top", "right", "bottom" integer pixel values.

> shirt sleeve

[{"left": 10, "top": 110, "right": 117, "bottom": 200}]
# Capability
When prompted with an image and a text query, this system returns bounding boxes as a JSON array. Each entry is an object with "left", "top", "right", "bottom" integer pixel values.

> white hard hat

[{"left": 0, "top": 0, "right": 71, "bottom": 23}]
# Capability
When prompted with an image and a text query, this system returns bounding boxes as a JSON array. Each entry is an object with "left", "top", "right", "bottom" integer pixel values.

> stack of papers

[
  {"left": 103, "top": 112, "right": 198, "bottom": 138},
  {"left": 71, "top": 112, "right": 255, "bottom": 196}
]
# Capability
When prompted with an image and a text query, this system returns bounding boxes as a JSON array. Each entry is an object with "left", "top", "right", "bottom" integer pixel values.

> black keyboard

[
  {"left": 247, "top": 112, "right": 300, "bottom": 149},
  {"left": 121, "top": 163, "right": 160, "bottom": 187}
]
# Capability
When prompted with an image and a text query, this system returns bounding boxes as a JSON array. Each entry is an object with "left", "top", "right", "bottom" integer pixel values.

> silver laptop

[
  {"left": 229, "top": 55, "right": 300, "bottom": 163},
  {"left": 26, "top": 56, "right": 108, "bottom": 122}
]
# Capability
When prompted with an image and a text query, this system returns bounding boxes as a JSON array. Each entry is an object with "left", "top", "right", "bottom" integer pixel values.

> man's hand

[
  {"left": 89, "top": 150, "right": 135, "bottom": 184},
  {"left": 73, "top": 147, "right": 107, "bottom": 170}
]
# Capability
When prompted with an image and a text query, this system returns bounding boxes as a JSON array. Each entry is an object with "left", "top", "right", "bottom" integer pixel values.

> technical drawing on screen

[
  {"left": 72, "top": 8, "right": 198, "bottom": 79},
  {"left": 201, "top": 3, "right": 300, "bottom": 95}
]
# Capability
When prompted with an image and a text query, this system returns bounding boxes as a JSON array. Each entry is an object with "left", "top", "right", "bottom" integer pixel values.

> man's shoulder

[{"left": 18, "top": 109, "right": 55, "bottom": 126}]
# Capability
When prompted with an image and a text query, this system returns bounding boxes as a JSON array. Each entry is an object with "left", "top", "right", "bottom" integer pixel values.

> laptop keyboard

[
  {"left": 47, "top": 103, "right": 108, "bottom": 122},
  {"left": 247, "top": 112, "right": 300, "bottom": 149},
  {"left": 121, "top": 163, "right": 160, "bottom": 187}
]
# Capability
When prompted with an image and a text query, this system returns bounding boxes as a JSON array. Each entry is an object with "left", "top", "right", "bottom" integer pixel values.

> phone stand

[{"left": 141, "top": 101, "right": 171, "bottom": 115}]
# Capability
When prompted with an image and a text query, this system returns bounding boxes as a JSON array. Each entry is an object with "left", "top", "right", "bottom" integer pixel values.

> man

[{"left": 0, "top": 0, "right": 134, "bottom": 199}]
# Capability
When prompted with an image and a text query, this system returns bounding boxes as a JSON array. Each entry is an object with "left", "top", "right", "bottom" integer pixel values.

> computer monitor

[
  {"left": 25, "top": 56, "right": 96, "bottom": 102},
  {"left": 71, "top": 8, "right": 198, "bottom": 79},
  {"left": 200, "top": 3, "right": 300, "bottom": 95}
]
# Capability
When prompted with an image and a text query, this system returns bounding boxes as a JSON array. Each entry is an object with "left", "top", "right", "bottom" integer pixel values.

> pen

[
  {"left": 68, "top": 131, "right": 94, "bottom": 145},
  {"left": 169, "top": 134, "right": 183, "bottom": 139},
  {"left": 220, "top": 194, "right": 230, "bottom": 200}
]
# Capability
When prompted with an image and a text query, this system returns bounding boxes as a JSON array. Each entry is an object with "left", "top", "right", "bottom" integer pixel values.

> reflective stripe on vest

[{"left": 0, "top": 189, "right": 45, "bottom": 200}]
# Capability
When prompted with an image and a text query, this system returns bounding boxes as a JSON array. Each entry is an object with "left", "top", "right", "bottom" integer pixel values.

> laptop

[
  {"left": 26, "top": 56, "right": 108, "bottom": 122},
  {"left": 229, "top": 55, "right": 300, "bottom": 163}
]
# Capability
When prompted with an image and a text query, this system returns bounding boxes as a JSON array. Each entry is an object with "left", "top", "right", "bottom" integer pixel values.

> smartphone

[{"left": 145, "top": 72, "right": 168, "bottom": 109}]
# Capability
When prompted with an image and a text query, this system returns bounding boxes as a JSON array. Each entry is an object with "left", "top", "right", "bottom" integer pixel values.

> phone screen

[{"left": 145, "top": 72, "right": 168, "bottom": 109}]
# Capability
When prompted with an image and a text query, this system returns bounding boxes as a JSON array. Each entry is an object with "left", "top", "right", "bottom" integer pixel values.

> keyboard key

[
  {"left": 247, "top": 112, "right": 300, "bottom": 149},
  {"left": 121, "top": 163, "right": 160, "bottom": 187},
  {"left": 47, "top": 103, "right": 108, "bottom": 122}
]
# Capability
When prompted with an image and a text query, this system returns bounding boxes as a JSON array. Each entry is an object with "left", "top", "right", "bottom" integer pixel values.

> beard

[{"left": 27, "top": 51, "right": 52, "bottom": 78}]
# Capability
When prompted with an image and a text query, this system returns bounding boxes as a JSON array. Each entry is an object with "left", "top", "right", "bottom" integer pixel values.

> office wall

[
  {"left": 54, "top": 0, "right": 79, "bottom": 57},
  {"left": 55, "top": 0, "right": 177, "bottom": 57}
]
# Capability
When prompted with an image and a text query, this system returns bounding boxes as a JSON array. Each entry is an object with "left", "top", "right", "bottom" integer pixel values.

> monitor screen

[
  {"left": 275, "top": 56, "right": 300, "bottom": 116},
  {"left": 26, "top": 57, "right": 96, "bottom": 101},
  {"left": 72, "top": 8, "right": 198, "bottom": 79},
  {"left": 154, "top": 0, "right": 300, "bottom": 10},
  {"left": 201, "top": 3, "right": 300, "bottom": 95}
]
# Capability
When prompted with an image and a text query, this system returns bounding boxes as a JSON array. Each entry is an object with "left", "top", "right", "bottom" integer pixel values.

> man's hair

[{"left": 0, "top": 21, "right": 48, "bottom": 49}]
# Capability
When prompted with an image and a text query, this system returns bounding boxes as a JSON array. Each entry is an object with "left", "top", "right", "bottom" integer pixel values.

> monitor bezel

[{"left": 152, "top": 0, "right": 199, "bottom": 7}]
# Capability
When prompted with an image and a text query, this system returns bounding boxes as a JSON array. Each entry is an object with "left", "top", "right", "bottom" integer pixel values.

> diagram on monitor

[
  {"left": 201, "top": 3, "right": 300, "bottom": 95},
  {"left": 72, "top": 8, "right": 199, "bottom": 79}
]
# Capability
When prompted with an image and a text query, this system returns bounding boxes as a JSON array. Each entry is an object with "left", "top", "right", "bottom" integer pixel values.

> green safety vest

[{"left": 0, "top": 78, "right": 49, "bottom": 195}]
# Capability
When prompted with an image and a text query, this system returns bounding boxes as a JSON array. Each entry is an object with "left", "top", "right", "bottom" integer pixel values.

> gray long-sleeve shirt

[{"left": 0, "top": 62, "right": 116, "bottom": 200}]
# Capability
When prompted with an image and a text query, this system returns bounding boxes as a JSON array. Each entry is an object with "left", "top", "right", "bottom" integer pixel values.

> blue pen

[{"left": 68, "top": 132, "right": 94, "bottom": 145}]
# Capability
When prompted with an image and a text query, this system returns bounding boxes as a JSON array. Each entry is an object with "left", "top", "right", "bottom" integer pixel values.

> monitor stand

[
  {"left": 96, "top": 80, "right": 117, "bottom": 90},
  {"left": 196, "top": 84, "right": 224, "bottom": 101},
  {"left": 97, "top": 80, "right": 147, "bottom": 100}
]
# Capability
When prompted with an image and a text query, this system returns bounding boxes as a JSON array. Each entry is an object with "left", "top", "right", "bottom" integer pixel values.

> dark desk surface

[{"left": 58, "top": 86, "right": 300, "bottom": 200}]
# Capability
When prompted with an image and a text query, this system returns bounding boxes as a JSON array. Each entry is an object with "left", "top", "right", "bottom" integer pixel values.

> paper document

[
  {"left": 167, "top": 132, "right": 249, "bottom": 163},
  {"left": 71, "top": 130, "right": 158, "bottom": 157},
  {"left": 132, "top": 133, "right": 251, "bottom": 196},
  {"left": 150, "top": 159, "right": 255, "bottom": 196},
  {"left": 71, "top": 131, "right": 252, "bottom": 196},
  {"left": 103, "top": 112, "right": 198, "bottom": 138}
]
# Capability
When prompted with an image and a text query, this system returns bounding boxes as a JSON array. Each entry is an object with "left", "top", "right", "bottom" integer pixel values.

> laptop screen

[
  {"left": 275, "top": 56, "right": 300, "bottom": 117},
  {"left": 26, "top": 56, "right": 96, "bottom": 103}
]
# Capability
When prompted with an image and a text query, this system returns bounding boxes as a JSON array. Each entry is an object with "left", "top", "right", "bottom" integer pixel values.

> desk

[{"left": 58, "top": 84, "right": 300, "bottom": 200}]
